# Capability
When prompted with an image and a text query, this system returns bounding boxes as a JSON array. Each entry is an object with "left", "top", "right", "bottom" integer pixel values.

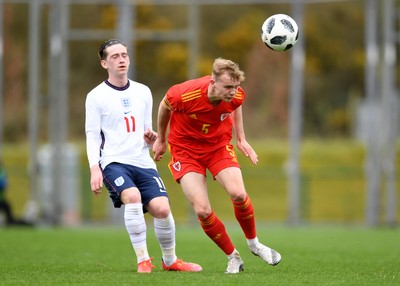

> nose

[{"left": 229, "top": 87, "right": 238, "bottom": 95}]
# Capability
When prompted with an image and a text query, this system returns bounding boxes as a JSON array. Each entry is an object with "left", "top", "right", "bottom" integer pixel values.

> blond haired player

[{"left": 153, "top": 58, "right": 281, "bottom": 274}]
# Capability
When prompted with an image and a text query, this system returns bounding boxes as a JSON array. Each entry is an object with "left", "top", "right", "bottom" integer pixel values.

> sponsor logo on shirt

[
  {"left": 121, "top": 97, "right": 131, "bottom": 108},
  {"left": 220, "top": 113, "right": 230, "bottom": 121}
]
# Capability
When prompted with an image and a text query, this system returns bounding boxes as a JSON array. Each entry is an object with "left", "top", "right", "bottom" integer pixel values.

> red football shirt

[{"left": 164, "top": 75, "right": 245, "bottom": 154}]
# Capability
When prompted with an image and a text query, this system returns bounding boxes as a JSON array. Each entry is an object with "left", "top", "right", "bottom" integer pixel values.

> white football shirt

[{"left": 85, "top": 79, "right": 157, "bottom": 170}]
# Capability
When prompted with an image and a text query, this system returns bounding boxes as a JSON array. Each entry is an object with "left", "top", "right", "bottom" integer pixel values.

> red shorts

[{"left": 168, "top": 144, "right": 241, "bottom": 182}]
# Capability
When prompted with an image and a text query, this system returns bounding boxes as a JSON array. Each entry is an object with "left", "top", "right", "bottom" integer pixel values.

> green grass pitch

[{"left": 0, "top": 225, "right": 398, "bottom": 285}]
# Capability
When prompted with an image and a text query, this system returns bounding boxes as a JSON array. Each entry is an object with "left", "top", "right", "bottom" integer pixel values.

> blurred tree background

[
  {"left": 1, "top": 1, "right": 400, "bottom": 226},
  {"left": 1, "top": 1, "right": 371, "bottom": 143}
]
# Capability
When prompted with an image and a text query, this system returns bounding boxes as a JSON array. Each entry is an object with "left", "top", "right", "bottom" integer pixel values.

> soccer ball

[{"left": 261, "top": 14, "right": 299, "bottom": 52}]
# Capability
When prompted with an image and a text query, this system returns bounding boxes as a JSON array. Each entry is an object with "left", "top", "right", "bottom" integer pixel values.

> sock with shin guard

[{"left": 198, "top": 211, "right": 235, "bottom": 255}]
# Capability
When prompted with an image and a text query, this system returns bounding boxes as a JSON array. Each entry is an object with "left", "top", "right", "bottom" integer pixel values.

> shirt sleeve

[
  {"left": 85, "top": 92, "right": 102, "bottom": 168},
  {"left": 164, "top": 85, "right": 181, "bottom": 112},
  {"left": 143, "top": 85, "right": 153, "bottom": 131}
]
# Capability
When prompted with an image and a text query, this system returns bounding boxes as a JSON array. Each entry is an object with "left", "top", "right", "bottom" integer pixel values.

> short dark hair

[{"left": 98, "top": 39, "right": 125, "bottom": 60}]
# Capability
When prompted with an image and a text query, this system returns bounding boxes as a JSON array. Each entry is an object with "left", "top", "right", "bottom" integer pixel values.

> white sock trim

[
  {"left": 154, "top": 212, "right": 177, "bottom": 265},
  {"left": 247, "top": 237, "right": 259, "bottom": 248},
  {"left": 124, "top": 203, "right": 149, "bottom": 263}
]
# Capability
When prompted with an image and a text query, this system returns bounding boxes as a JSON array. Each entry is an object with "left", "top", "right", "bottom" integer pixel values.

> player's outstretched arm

[
  {"left": 232, "top": 107, "right": 259, "bottom": 165},
  {"left": 237, "top": 138, "right": 259, "bottom": 165},
  {"left": 153, "top": 97, "right": 172, "bottom": 161}
]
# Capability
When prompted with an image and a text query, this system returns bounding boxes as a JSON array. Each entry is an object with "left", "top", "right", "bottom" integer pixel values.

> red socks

[
  {"left": 197, "top": 196, "right": 256, "bottom": 255},
  {"left": 198, "top": 211, "right": 235, "bottom": 255},
  {"left": 232, "top": 195, "right": 256, "bottom": 239}
]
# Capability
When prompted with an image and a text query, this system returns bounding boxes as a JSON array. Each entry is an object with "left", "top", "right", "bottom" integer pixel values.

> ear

[{"left": 100, "top": 59, "right": 108, "bottom": 69}]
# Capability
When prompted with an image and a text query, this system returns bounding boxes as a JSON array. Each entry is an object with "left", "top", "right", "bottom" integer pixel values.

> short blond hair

[{"left": 212, "top": 58, "right": 246, "bottom": 82}]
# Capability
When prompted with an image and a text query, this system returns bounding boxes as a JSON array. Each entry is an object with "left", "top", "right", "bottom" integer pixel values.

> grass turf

[{"left": 0, "top": 225, "right": 399, "bottom": 286}]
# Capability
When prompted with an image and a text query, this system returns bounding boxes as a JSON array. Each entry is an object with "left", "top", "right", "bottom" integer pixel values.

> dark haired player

[{"left": 85, "top": 39, "right": 201, "bottom": 273}]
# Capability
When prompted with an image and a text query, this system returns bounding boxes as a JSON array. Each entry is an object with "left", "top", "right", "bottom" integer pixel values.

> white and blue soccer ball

[{"left": 261, "top": 14, "right": 299, "bottom": 52}]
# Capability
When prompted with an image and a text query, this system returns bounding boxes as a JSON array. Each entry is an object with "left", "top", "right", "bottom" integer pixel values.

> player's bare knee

[
  {"left": 195, "top": 207, "right": 212, "bottom": 219},
  {"left": 153, "top": 205, "right": 170, "bottom": 218},
  {"left": 121, "top": 189, "right": 141, "bottom": 204},
  {"left": 230, "top": 191, "right": 247, "bottom": 202}
]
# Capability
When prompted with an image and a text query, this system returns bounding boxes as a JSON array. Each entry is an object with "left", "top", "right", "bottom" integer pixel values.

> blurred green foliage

[
  {"left": 2, "top": 139, "right": 399, "bottom": 224},
  {"left": 2, "top": 2, "right": 398, "bottom": 225},
  {"left": 1, "top": 1, "right": 373, "bottom": 142}
]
